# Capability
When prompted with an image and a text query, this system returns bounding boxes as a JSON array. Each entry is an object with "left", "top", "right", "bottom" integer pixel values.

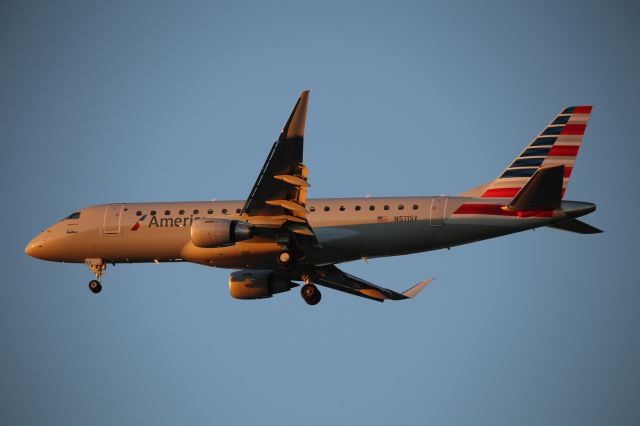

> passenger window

[
  {"left": 136, "top": 211, "right": 142, "bottom": 216},
  {"left": 413, "top": 204, "right": 419, "bottom": 210},
  {"left": 236, "top": 208, "right": 241, "bottom": 214},
  {"left": 193, "top": 209, "right": 199, "bottom": 214},
  {"left": 310, "top": 207, "right": 316, "bottom": 212},
  {"left": 207, "top": 209, "right": 213, "bottom": 214},
  {"left": 151, "top": 210, "right": 156, "bottom": 216},
  {"left": 355, "top": 206, "right": 361, "bottom": 211},
  {"left": 339, "top": 206, "right": 345, "bottom": 211},
  {"left": 179, "top": 209, "right": 185, "bottom": 215},
  {"left": 369, "top": 205, "right": 375, "bottom": 211},
  {"left": 222, "top": 208, "right": 228, "bottom": 214},
  {"left": 165, "top": 210, "right": 171, "bottom": 215},
  {"left": 384, "top": 205, "right": 389, "bottom": 211},
  {"left": 398, "top": 205, "right": 404, "bottom": 210},
  {"left": 324, "top": 206, "right": 330, "bottom": 212}
]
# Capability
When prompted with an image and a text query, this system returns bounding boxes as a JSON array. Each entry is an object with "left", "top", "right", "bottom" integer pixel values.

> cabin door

[{"left": 103, "top": 204, "right": 124, "bottom": 234}]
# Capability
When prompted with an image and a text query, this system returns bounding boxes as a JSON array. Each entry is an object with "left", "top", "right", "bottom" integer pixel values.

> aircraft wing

[
  {"left": 309, "top": 265, "right": 432, "bottom": 302},
  {"left": 241, "top": 91, "right": 310, "bottom": 220}
]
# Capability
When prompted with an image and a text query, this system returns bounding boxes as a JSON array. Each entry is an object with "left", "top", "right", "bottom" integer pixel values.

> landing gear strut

[
  {"left": 301, "top": 283, "right": 321, "bottom": 305},
  {"left": 85, "top": 258, "right": 106, "bottom": 295}
]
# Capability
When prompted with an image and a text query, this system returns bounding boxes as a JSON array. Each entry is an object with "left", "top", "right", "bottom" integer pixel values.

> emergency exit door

[{"left": 429, "top": 196, "right": 448, "bottom": 226}]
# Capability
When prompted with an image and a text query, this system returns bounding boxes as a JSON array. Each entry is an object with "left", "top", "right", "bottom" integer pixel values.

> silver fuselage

[{"left": 25, "top": 196, "right": 595, "bottom": 269}]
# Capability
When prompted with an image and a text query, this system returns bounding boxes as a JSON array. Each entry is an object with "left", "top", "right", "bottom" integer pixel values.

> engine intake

[
  {"left": 191, "top": 219, "right": 252, "bottom": 248},
  {"left": 229, "top": 270, "right": 297, "bottom": 299}
]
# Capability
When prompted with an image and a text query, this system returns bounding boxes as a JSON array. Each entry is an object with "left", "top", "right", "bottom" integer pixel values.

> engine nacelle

[
  {"left": 229, "top": 270, "right": 296, "bottom": 300},
  {"left": 190, "top": 218, "right": 252, "bottom": 248}
]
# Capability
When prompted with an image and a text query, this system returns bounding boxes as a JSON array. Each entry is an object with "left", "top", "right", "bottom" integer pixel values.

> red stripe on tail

[
  {"left": 548, "top": 145, "right": 579, "bottom": 156},
  {"left": 573, "top": 106, "right": 592, "bottom": 114},
  {"left": 481, "top": 188, "right": 521, "bottom": 198},
  {"left": 454, "top": 204, "right": 553, "bottom": 217},
  {"left": 564, "top": 166, "right": 573, "bottom": 178},
  {"left": 560, "top": 124, "right": 586, "bottom": 135}
]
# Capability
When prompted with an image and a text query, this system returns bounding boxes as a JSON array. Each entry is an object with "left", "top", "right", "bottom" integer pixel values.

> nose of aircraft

[{"left": 25, "top": 232, "right": 47, "bottom": 259}]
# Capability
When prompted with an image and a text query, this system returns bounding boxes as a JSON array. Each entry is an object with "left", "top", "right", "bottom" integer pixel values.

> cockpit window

[{"left": 65, "top": 212, "right": 81, "bottom": 220}]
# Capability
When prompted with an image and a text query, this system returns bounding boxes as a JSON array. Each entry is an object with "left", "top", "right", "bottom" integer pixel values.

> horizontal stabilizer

[
  {"left": 548, "top": 219, "right": 603, "bottom": 234},
  {"left": 507, "top": 165, "right": 564, "bottom": 211}
]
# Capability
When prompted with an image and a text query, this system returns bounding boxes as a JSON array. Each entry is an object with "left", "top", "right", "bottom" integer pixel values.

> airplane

[{"left": 25, "top": 91, "right": 601, "bottom": 305}]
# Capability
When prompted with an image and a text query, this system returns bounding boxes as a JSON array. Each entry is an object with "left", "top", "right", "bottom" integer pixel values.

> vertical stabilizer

[{"left": 474, "top": 106, "right": 592, "bottom": 199}]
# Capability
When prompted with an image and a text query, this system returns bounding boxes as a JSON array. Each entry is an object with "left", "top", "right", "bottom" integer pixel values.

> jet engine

[
  {"left": 229, "top": 270, "right": 297, "bottom": 299},
  {"left": 191, "top": 219, "right": 252, "bottom": 248}
]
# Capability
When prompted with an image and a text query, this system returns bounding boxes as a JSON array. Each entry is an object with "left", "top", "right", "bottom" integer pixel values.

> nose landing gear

[
  {"left": 85, "top": 258, "right": 106, "bottom": 295},
  {"left": 301, "top": 283, "right": 321, "bottom": 305}
]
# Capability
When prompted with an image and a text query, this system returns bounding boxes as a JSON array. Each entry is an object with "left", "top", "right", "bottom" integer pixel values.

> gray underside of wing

[{"left": 309, "top": 265, "right": 432, "bottom": 302}]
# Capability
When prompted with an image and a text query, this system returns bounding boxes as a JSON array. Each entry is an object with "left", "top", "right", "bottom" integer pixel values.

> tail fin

[{"left": 478, "top": 106, "right": 592, "bottom": 199}]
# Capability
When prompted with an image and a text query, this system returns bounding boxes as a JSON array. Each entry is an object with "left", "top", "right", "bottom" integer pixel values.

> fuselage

[{"left": 25, "top": 196, "right": 595, "bottom": 269}]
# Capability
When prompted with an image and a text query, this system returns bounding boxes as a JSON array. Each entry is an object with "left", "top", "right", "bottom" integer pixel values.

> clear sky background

[{"left": 1, "top": 1, "right": 638, "bottom": 425}]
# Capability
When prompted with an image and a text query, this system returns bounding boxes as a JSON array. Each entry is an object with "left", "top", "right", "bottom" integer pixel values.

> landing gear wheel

[
  {"left": 277, "top": 249, "right": 295, "bottom": 269},
  {"left": 88, "top": 280, "right": 102, "bottom": 294},
  {"left": 301, "top": 283, "right": 321, "bottom": 305}
]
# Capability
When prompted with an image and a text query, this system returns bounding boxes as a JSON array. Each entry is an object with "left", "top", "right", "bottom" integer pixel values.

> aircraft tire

[
  {"left": 89, "top": 280, "right": 102, "bottom": 294},
  {"left": 301, "top": 283, "right": 321, "bottom": 305}
]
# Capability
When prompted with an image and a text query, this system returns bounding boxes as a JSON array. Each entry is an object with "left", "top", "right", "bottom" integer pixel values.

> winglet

[
  {"left": 280, "top": 90, "right": 310, "bottom": 141},
  {"left": 402, "top": 278, "right": 433, "bottom": 299}
]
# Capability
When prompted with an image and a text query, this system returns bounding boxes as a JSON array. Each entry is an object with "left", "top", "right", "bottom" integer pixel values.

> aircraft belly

[
  {"left": 360, "top": 222, "right": 435, "bottom": 257},
  {"left": 308, "top": 222, "right": 436, "bottom": 263},
  {"left": 433, "top": 217, "right": 553, "bottom": 248}
]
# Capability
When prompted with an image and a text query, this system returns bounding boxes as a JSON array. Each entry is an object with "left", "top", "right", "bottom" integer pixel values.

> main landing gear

[
  {"left": 85, "top": 258, "right": 106, "bottom": 294},
  {"left": 89, "top": 280, "right": 102, "bottom": 294},
  {"left": 301, "top": 282, "right": 321, "bottom": 305}
]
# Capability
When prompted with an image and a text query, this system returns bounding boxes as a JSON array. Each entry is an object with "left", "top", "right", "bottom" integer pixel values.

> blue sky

[{"left": 1, "top": 1, "right": 638, "bottom": 425}]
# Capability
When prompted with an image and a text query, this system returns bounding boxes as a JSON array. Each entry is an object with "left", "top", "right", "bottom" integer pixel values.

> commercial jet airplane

[{"left": 25, "top": 91, "right": 601, "bottom": 305}]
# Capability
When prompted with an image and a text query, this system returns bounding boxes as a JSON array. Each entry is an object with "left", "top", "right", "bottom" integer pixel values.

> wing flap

[
  {"left": 274, "top": 174, "right": 310, "bottom": 187},
  {"left": 265, "top": 199, "right": 307, "bottom": 214}
]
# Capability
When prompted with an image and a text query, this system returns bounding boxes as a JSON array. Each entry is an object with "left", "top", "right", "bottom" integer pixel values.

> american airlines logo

[
  {"left": 130, "top": 214, "right": 147, "bottom": 231},
  {"left": 131, "top": 214, "right": 203, "bottom": 231}
]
